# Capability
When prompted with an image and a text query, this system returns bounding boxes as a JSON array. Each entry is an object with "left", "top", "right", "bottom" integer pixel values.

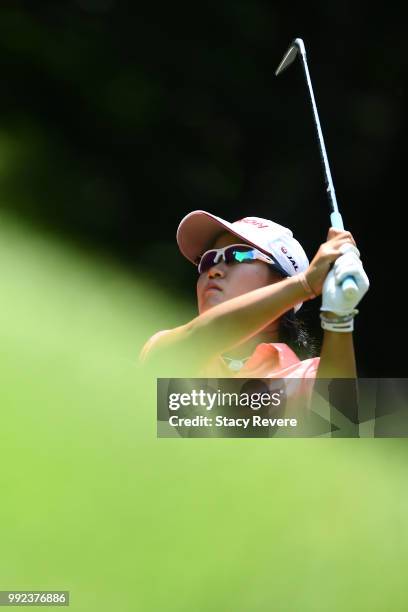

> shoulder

[
  {"left": 276, "top": 353, "right": 320, "bottom": 379},
  {"left": 271, "top": 343, "right": 320, "bottom": 377},
  {"left": 298, "top": 356, "right": 320, "bottom": 378},
  {"left": 139, "top": 330, "right": 172, "bottom": 363}
]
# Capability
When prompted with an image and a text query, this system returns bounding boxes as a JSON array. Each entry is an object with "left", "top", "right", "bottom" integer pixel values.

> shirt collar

[{"left": 242, "top": 342, "right": 301, "bottom": 372}]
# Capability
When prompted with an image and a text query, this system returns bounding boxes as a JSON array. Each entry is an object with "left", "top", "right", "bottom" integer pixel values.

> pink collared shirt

[
  {"left": 198, "top": 343, "right": 320, "bottom": 420},
  {"left": 142, "top": 334, "right": 320, "bottom": 428},
  {"left": 199, "top": 342, "right": 319, "bottom": 378},
  {"left": 141, "top": 332, "right": 319, "bottom": 379}
]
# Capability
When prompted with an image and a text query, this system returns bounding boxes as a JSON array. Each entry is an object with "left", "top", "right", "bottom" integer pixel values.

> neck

[{"left": 222, "top": 326, "right": 280, "bottom": 360}]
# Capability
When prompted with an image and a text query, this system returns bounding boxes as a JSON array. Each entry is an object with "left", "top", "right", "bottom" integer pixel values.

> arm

[
  {"left": 142, "top": 275, "right": 310, "bottom": 373},
  {"left": 143, "top": 227, "right": 368, "bottom": 377},
  {"left": 316, "top": 317, "right": 357, "bottom": 378},
  {"left": 310, "top": 228, "right": 369, "bottom": 379}
]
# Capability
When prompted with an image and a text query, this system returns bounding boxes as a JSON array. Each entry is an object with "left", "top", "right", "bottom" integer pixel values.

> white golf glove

[{"left": 320, "top": 244, "right": 369, "bottom": 332}]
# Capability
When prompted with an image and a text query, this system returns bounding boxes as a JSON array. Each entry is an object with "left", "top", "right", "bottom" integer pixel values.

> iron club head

[{"left": 275, "top": 38, "right": 305, "bottom": 76}]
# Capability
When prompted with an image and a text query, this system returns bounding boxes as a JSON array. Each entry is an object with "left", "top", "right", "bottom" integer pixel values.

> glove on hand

[{"left": 321, "top": 244, "right": 370, "bottom": 316}]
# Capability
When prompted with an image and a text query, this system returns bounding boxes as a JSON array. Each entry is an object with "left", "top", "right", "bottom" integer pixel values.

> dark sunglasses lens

[
  {"left": 198, "top": 245, "right": 255, "bottom": 273},
  {"left": 225, "top": 245, "right": 253, "bottom": 264},
  {"left": 198, "top": 250, "right": 216, "bottom": 273}
]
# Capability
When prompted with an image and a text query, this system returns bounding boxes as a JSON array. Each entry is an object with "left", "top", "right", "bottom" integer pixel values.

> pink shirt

[
  {"left": 200, "top": 342, "right": 319, "bottom": 378},
  {"left": 142, "top": 333, "right": 320, "bottom": 431},
  {"left": 140, "top": 332, "right": 319, "bottom": 379},
  {"left": 199, "top": 343, "right": 320, "bottom": 412}
]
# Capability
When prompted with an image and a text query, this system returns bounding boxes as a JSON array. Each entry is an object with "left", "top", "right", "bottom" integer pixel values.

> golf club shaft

[
  {"left": 295, "top": 41, "right": 341, "bottom": 223},
  {"left": 282, "top": 39, "right": 358, "bottom": 299}
]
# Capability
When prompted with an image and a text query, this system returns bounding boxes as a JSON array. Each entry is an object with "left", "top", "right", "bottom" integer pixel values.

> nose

[{"left": 207, "top": 262, "right": 226, "bottom": 279}]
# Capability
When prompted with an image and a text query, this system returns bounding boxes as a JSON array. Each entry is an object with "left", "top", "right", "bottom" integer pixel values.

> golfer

[{"left": 141, "top": 210, "right": 369, "bottom": 379}]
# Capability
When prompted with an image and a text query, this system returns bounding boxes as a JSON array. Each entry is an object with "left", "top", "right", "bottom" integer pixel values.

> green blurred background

[{"left": 1, "top": 2, "right": 407, "bottom": 610}]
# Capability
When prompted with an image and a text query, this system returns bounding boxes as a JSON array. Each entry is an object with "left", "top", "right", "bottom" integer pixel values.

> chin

[{"left": 199, "top": 294, "right": 225, "bottom": 313}]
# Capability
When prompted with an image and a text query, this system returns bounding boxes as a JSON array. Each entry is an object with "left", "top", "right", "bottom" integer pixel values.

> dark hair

[
  {"left": 279, "top": 308, "right": 318, "bottom": 360},
  {"left": 266, "top": 265, "right": 317, "bottom": 359}
]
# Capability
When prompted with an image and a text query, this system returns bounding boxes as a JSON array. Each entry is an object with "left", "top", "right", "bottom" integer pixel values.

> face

[{"left": 196, "top": 232, "right": 285, "bottom": 314}]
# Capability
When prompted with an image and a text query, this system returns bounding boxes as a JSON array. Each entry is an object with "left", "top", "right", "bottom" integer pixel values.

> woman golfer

[{"left": 141, "top": 210, "right": 369, "bottom": 380}]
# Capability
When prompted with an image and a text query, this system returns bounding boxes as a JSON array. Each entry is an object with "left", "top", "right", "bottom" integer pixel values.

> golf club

[{"left": 275, "top": 37, "right": 358, "bottom": 300}]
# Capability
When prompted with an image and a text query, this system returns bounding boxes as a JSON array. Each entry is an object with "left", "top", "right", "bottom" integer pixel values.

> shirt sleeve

[{"left": 303, "top": 356, "right": 320, "bottom": 378}]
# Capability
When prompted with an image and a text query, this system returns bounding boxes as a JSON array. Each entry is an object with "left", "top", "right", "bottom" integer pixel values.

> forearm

[
  {"left": 145, "top": 276, "right": 308, "bottom": 370},
  {"left": 188, "top": 275, "right": 308, "bottom": 356},
  {"left": 316, "top": 330, "right": 357, "bottom": 378}
]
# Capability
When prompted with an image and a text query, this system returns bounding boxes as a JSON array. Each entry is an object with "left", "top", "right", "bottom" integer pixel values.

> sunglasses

[{"left": 197, "top": 243, "right": 286, "bottom": 275}]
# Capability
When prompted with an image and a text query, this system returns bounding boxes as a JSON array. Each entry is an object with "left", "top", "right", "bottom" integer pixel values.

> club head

[{"left": 275, "top": 38, "right": 306, "bottom": 76}]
